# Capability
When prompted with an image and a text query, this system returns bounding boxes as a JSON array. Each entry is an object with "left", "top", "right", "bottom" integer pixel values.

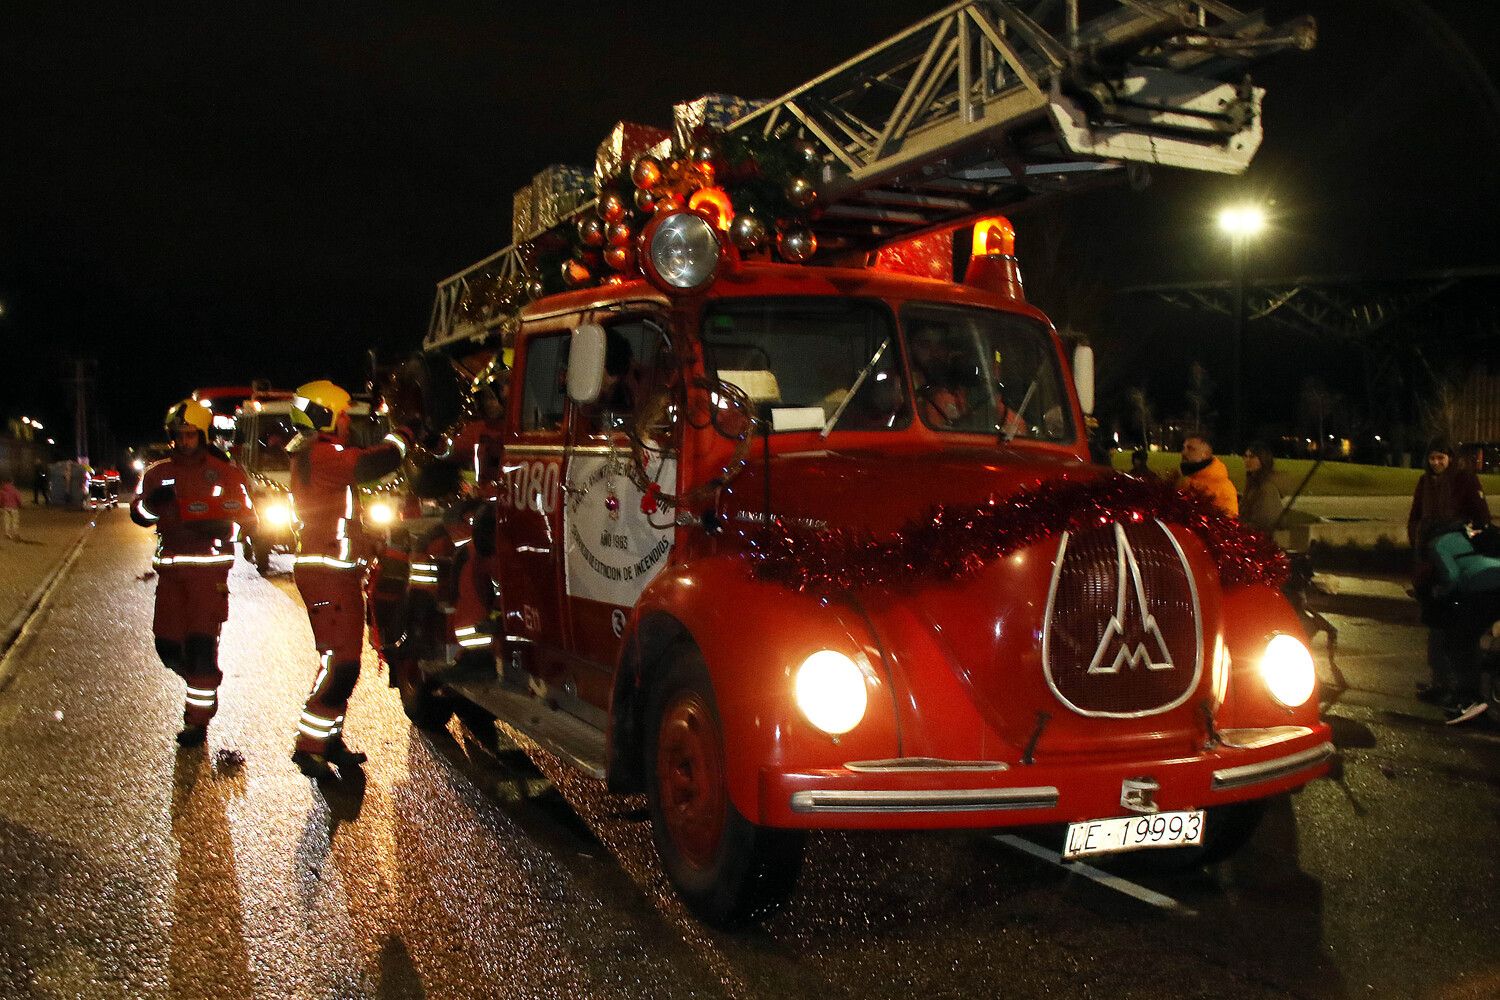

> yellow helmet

[
  {"left": 291, "top": 380, "right": 351, "bottom": 433},
  {"left": 164, "top": 398, "right": 213, "bottom": 437}
]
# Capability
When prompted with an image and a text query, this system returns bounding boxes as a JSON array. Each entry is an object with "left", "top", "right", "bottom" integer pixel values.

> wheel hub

[{"left": 656, "top": 691, "right": 726, "bottom": 870}]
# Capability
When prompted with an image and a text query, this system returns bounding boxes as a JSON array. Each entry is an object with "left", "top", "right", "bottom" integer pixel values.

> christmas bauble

[
  {"left": 633, "top": 188, "right": 657, "bottom": 213},
  {"left": 790, "top": 138, "right": 821, "bottom": 169},
  {"left": 729, "top": 212, "right": 768, "bottom": 253},
  {"left": 776, "top": 224, "right": 817, "bottom": 263},
  {"left": 604, "top": 245, "right": 633, "bottom": 271},
  {"left": 577, "top": 216, "right": 606, "bottom": 247},
  {"left": 632, "top": 155, "right": 663, "bottom": 191},
  {"left": 606, "top": 221, "right": 632, "bottom": 247},
  {"left": 786, "top": 176, "right": 818, "bottom": 209},
  {"left": 562, "top": 259, "right": 593, "bottom": 287},
  {"left": 598, "top": 190, "right": 628, "bottom": 223}
]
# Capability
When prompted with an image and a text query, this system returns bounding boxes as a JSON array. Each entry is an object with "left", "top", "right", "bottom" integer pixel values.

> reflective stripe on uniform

[
  {"left": 184, "top": 685, "right": 218, "bottom": 709},
  {"left": 298, "top": 711, "right": 338, "bottom": 740},
  {"left": 294, "top": 554, "right": 361, "bottom": 569},
  {"left": 155, "top": 554, "right": 235, "bottom": 567}
]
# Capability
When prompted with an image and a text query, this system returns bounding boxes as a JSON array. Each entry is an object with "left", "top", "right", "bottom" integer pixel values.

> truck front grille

[{"left": 1041, "top": 519, "right": 1203, "bottom": 718}]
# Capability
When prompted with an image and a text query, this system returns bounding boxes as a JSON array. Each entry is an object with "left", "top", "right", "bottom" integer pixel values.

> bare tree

[
  {"left": 1298, "top": 377, "right": 1337, "bottom": 451},
  {"left": 1127, "top": 386, "right": 1154, "bottom": 449},
  {"left": 1420, "top": 373, "right": 1463, "bottom": 447},
  {"left": 1185, "top": 361, "right": 1215, "bottom": 435}
]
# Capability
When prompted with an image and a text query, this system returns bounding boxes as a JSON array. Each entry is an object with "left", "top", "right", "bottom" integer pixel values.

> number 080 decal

[{"left": 501, "top": 460, "right": 562, "bottom": 515}]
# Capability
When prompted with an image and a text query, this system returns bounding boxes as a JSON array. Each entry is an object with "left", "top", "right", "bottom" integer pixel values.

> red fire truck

[{"left": 380, "top": 1, "right": 1326, "bottom": 924}]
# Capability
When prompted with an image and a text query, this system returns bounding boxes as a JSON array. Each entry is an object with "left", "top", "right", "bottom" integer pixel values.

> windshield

[
  {"left": 701, "top": 298, "right": 908, "bottom": 433},
  {"left": 903, "top": 303, "right": 1074, "bottom": 442},
  {"left": 234, "top": 411, "right": 296, "bottom": 471}
]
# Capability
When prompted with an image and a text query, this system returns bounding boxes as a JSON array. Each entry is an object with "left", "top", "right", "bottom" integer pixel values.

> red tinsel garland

[{"left": 745, "top": 473, "right": 1289, "bottom": 594}]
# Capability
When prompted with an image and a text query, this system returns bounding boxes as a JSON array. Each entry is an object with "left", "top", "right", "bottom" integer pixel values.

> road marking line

[{"left": 994, "top": 834, "right": 1197, "bottom": 915}]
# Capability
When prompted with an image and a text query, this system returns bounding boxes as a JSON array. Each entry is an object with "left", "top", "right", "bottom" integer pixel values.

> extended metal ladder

[{"left": 425, "top": 0, "right": 1313, "bottom": 351}]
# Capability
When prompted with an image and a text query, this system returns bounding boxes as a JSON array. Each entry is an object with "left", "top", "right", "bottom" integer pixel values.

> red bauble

[
  {"left": 606, "top": 221, "right": 632, "bottom": 247},
  {"left": 597, "top": 190, "right": 628, "bottom": 223},
  {"left": 577, "top": 216, "right": 606, "bottom": 248},
  {"left": 562, "top": 259, "right": 592, "bottom": 288},
  {"left": 604, "top": 245, "right": 633, "bottom": 271},
  {"left": 632, "top": 155, "right": 663, "bottom": 191}
]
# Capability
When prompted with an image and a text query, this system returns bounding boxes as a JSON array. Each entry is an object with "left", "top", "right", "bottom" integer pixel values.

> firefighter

[
  {"left": 130, "top": 398, "right": 258, "bottom": 746},
  {"left": 287, "top": 380, "right": 409, "bottom": 778}
]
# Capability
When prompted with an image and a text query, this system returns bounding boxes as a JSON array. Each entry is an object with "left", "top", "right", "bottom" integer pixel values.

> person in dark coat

[
  {"left": 1408, "top": 440, "right": 1492, "bottom": 710},
  {"left": 1407, "top": 441, "right": 1490, "bottom": 555},
  {"left": 1239, "top": 442, "right": 1283, "bottom": 534},
  {"left": 31, "top": 464, "right": 46, "bottom": 506}
]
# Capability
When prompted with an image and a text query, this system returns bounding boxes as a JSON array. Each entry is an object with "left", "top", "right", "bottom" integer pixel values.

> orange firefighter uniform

[
  {"left": 287, "top": 381, "right": 407, "bottom": 775},
  {"left": 130, "top": 400, "right": 257, "bottom": 743}
]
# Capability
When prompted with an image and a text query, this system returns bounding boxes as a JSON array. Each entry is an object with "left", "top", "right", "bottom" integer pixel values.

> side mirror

[
  {"left": 566, "top": 323, "right": 607, "bottom": 404},
  {"left": 1072, "top": 342, "right": 1095, "bottom": 417}
]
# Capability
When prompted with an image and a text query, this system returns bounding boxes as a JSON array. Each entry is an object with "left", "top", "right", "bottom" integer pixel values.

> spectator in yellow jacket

[{"left": 1175, "top": 434, "right": 1238, "bottom": 517}]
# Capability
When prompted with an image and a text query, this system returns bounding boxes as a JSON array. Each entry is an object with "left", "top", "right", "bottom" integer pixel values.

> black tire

[
  {"left": 242, "top": 535, "right": 271, "bottom": 575},
  {"left": 1479, "top": 668, "right": 1500, "bottom": 726},
  {"left": 394, "top": 657, "right": 455, "bottom": 731},
  {"left": 644, "top": 643, "right": 806, "bottom": 927}
]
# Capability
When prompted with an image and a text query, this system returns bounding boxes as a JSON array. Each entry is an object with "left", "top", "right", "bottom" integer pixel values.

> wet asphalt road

[{"left": 0, "top": 511, "right": 1497, "bottom": 1000}]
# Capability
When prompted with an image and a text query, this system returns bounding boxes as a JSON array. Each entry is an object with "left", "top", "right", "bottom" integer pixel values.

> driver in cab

[
  {"left": 909, "top": 323, "right": 970, "bottom": 427},
  {"left": 909, "top": 323, "right": 1025, "bottom": 436}
]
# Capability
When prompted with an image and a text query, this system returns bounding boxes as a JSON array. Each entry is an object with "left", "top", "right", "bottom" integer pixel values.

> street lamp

[{"left": 1218, "top": 204, "right": 1265, "bottom": 450}]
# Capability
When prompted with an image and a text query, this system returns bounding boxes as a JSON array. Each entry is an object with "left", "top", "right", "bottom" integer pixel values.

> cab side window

[
  {"left": 520, "top": 333, "right": 570, "bottom": 431},
  {"left": 584, "top": 319, "right": 668, "bottom": 434}
]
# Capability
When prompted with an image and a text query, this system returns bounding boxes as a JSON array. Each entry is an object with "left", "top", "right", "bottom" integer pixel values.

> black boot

[
  {"left": 292, "top": 748, "right": 336, "bottom": 779},
  {"left": 326, "top": 735, "right": 368, "bottom": 768},
  {"left": 176, "top": 723, "right": 208, "bottom": 747}
]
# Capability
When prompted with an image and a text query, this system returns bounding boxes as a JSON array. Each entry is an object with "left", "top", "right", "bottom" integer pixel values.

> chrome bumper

[
  {"left": 790, "top": 786, "right": 1060, "bottom": 814},
  {"left": 1211, "top": 741, "right": 1335, "bottom": 791}
]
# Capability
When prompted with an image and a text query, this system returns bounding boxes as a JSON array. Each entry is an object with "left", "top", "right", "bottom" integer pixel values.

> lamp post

[{"left": 1217, "top": 205, "right": 1265, "bottom": 451}]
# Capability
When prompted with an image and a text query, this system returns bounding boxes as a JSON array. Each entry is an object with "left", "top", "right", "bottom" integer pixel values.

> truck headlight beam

[
  {"left": 1258, "top": 633, "right": 1315, "bottom": 707},
  {"left": 795, "top": 650, "right": 868, "bottom": 735}
]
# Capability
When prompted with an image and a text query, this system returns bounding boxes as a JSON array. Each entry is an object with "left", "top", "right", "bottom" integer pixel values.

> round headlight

[
  {"left": 794, "top": 650, "right": 868, "bottom": 735},
  {"left": 264, "top": 502, "right": 292, "bottom": 527},
  {"left": 1259, "top": 633, "right": 1316, "bottom": 707},
  {"left": 367, "top": 499, "right": 396, "bottom": 526},
  {"left": 645, "top": 212, "right": 722, "bottom": 292}
]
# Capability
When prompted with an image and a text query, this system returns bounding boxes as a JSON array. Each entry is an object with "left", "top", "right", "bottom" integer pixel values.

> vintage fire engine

[{"left": 380, "top": 1, "right": 1326, "bottom": 924}]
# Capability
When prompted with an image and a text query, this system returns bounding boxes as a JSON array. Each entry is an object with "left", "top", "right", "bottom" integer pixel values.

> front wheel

[
  {"left": 644, "top": 644, "right": 806, "bottom": 927},
  {"left": 242, "top": 534, "right": 271, "bottom": 575},
  {"left": 394, "top": 658, "right": 455, "bottom": 731}
]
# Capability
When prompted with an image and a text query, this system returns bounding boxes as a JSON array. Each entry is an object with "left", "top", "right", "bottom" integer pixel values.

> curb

[{"left": 0, "top": 522, "right": 94, "bottom": 687}]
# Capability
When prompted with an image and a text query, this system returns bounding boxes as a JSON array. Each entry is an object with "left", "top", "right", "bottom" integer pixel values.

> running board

[{"left": 443, "top": 676, "right": 608, "bottom": 781}]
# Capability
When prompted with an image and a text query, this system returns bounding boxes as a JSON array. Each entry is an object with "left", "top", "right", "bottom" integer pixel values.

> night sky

[{"left": 3, "top": 1, "right": 1497, "bottom": 453}]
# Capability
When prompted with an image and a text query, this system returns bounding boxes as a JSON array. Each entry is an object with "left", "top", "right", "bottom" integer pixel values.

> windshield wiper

[
  {"left": 821, "top": 337, "right": 890, "bottom": 439},
  {"left": 1000, "top": 377, "right": 1039, "bottom": 442}
]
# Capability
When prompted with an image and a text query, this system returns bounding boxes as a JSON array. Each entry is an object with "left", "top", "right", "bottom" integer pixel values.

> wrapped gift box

[
  {"left": 530, "top": 163, "right": 596, "bottom": 235},
  {"left": 511, "top": 185, "right": 536, "bottom": 245},
  {"left": 594, "top": 121, "right": 672, "bottom": 185},
  {"left": 672, "top": 93, "right": 766, "bottom": 150}
]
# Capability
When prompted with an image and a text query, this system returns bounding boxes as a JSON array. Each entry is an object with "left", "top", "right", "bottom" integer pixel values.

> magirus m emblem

[{"left": 1041, "top": 519, "right": 1202, "bottom": 718}]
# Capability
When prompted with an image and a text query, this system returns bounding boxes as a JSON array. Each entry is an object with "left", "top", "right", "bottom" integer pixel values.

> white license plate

[{"left": 1063, "top": 810, "right": 1206, "bottom": 860}]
